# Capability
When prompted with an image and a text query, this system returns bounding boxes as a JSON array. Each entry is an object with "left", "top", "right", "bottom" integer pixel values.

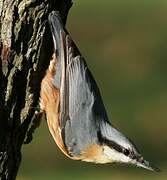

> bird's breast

[{"left": 40, "top": 55, "right": 71, "bottom": 159}]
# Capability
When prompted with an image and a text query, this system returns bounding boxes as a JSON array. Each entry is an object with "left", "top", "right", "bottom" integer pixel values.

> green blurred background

[{"left": 18, "top": 0, "right": 167, "bottom": 179}]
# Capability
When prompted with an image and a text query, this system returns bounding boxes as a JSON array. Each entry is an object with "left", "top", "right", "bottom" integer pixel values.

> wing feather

[{"left": 61, "top": 36, "right": 109, "bottom": 156}]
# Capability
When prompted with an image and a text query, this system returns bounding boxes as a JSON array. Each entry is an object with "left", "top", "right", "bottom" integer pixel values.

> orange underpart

[{"left": 40, "top": 53, "right": 72, "bottom": 159}]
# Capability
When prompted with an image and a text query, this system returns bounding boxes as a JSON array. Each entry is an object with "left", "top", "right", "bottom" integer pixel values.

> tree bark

[{"left": 0, "top": 0, "right": 72, "bottom": 179}]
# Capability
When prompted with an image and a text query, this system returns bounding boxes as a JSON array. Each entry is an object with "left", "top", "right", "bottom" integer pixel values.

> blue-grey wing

[{"left": 63, "top": 36, "right": 109, "bottom": 156}]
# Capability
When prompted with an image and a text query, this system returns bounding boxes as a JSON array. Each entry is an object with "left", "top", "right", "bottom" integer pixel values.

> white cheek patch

[{"left": 103, "top": 146, "right": 132, "bottom": 163}]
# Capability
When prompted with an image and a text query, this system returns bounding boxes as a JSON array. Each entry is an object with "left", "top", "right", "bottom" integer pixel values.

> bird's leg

[
  {"left": 24, "top": 109, "right": 44, "bottom": 144},
  {"left": 24, "top": 53, "right": 57, "bottom": 144}
]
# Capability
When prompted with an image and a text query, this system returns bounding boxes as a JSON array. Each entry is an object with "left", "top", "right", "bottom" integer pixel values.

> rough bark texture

[{"left": 0, "top": 0, "right": 72, "bottom": 179}]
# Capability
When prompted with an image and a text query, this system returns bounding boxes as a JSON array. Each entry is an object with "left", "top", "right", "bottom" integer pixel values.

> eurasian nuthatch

[{"left": 40, "top": 11, "right": 159, "bottom": 172}]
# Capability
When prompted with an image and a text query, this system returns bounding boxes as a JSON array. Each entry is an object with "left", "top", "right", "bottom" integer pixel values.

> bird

[{"left": 40, "top": 11, "right": 159, "bottom": 172}]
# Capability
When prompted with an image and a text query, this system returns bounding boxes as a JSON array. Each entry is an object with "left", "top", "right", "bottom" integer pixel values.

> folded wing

[{"left": 49, "top": 11, "right": 109, "bottom": 157}]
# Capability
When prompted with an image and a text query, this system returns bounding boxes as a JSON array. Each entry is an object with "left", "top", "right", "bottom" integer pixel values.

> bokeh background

[{"left": 18, "top": 0, "right": 167, "bottom": 179}]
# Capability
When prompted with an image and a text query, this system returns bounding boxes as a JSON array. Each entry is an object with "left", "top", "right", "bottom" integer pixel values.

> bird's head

[{"left": 99, "top": 123, "right": 160, "bottom": 172}]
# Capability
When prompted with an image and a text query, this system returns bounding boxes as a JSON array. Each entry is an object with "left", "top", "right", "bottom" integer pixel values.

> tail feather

[{"left": 48, "top": 11, "right": 65, "bottom": 59}]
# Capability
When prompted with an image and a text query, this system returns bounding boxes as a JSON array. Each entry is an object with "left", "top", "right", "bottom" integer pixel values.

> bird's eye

[{"left": 123, "top": 148, "right": 130, "bottom": 156}]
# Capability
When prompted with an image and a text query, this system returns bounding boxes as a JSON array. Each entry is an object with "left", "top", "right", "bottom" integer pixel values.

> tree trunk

[{"left": 0, "top": 0, "right": 72, "bottom": 179}]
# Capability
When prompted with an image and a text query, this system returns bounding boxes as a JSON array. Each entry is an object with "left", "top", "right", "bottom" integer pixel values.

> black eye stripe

[
  {"left": 98, "top": 132, "right": 142, "bottom": 162},
  {"left": 97, "top": 131, "right": 132, "bottom": 156},
  {"left": 97, "top": 131, "right": 123, "bottom": 153},
  {"left": 104, "top": 139, "right": 123, "bottom": 153}
]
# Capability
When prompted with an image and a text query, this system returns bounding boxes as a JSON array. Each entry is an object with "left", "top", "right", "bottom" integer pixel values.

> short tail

[
  {"left": 48, "top": 11, "right": 66, "bottom": 59},
  {"left": 48, "top": 11, "right": 67, "bottom": 88}
]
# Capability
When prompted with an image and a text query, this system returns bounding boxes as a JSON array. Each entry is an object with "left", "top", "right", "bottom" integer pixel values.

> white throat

[{"left": 103, "top": 146, "right": 132, "bottom": 164}]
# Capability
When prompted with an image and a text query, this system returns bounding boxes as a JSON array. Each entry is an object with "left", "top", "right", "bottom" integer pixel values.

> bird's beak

[{"left": 136, "top": 157, "right": 160, "bottom": 172}]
